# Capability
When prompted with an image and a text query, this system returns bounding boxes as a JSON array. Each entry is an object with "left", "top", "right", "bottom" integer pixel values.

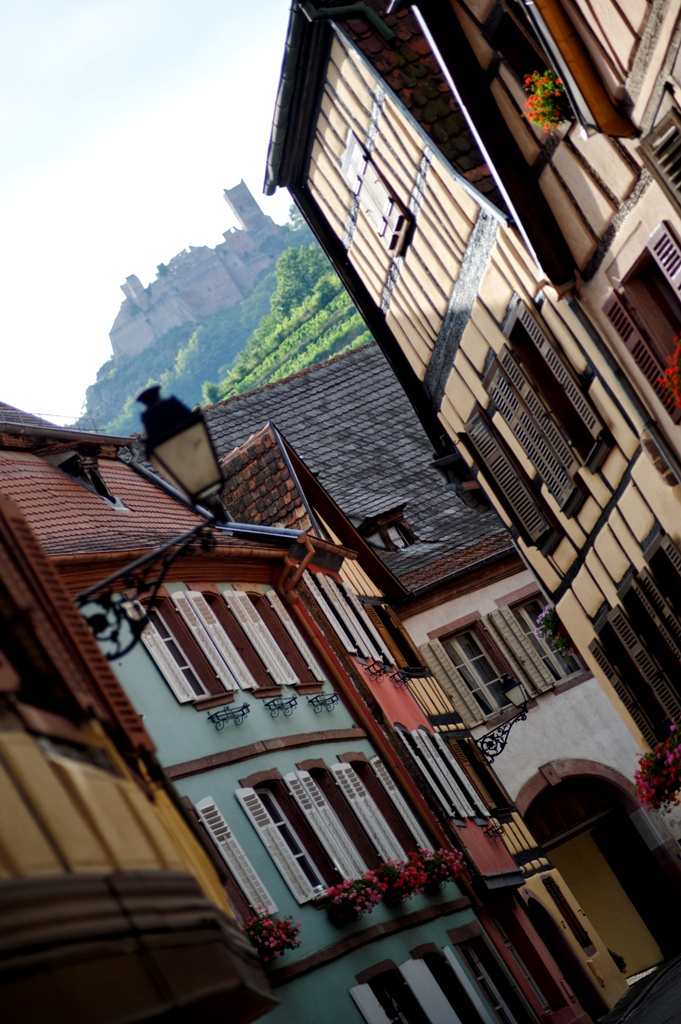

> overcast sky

[{"left": 0, "top": 1, "right": 293, "bottom": 423}]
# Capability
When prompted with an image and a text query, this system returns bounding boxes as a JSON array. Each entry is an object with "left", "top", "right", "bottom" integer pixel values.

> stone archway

[{"left": 521, "top": 761, "right": 681, "bottom": 974}]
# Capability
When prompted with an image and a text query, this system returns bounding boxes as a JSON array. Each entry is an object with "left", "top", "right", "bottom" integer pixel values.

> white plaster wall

[{"left": 404, "top": 569, "right": 536, "bottom": 644}]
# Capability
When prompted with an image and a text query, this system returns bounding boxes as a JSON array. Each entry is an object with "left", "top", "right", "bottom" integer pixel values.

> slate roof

[
  {"left": 206, "top": 344, "right": 511, "bottom": 590},
  {"left": 0, "top": 449, "right": 226, "bottom": 558},
  {"left": 0, "top": 402, "right": 62, "bottom": 429},
  {"left": 221, "top": 424, "right": 312, "bottom": 533}
]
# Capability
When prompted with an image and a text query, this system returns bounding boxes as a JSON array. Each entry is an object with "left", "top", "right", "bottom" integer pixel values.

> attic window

[
  {"left": 42, "top": 449, "right": 127, "bottom": 508},
  {"left": 357, "top": 506, "right": 417, "bottom": 551},
  {"left": 341, "top": 132, "right": 411, "bottom": 256}
]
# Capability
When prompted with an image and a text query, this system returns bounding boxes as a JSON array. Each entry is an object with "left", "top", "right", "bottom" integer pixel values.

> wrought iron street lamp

[
  {"left": 76, "top": 389, "right": 224, "bottom": 659},
  {"left": 474, "top": 675, "right": 529, "bottom": 764}
]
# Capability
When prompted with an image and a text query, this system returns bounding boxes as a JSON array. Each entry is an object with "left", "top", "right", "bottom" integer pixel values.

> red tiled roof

[
  {"left": 221, "top": 425, "right": 312, "bottom": 532},
  {"left": 0, "top": 450, "right": 210, "bottom": 557},
  {"left": 338, "top": 2, "right": 507, "bottom": 210}
]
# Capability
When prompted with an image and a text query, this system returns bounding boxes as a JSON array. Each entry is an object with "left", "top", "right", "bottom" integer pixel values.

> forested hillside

[{"left": 76, "top": 214, "right": 369, "bottom": 436}]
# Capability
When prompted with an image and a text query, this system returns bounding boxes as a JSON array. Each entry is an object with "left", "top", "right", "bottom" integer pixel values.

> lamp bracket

[{"left": 474, "top": 710, "right": 527, "bottom": 764}]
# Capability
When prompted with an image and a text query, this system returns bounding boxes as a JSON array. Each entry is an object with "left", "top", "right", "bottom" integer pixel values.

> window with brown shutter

[
  {"left": 640, "top": 112, "right": 681, "bottom": 215},
  {"left": 541, "top": 876, "right": 593, "bottom": 950},
  {"left": 464, "top": 410, "right": 559, "bottom": 551},
  {"left": 505, "top": 299, "right": 608, "bottom": 467},
  {"left": 603, "top": 221, "right": 681, "bottom": 424},
  {"left": 485, "top": 350, "right": 584, "bottom": 513}
]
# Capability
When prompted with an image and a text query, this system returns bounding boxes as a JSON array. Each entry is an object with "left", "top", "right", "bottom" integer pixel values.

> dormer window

[
  {"left": 41, "top": 448, "right": 127, "bottom": 508},
  {"left": 357, "top": 505, "right": 417, "bottom": 551}
]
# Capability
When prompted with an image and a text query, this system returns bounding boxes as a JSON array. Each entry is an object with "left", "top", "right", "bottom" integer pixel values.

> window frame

[
  {"left": 341, "top": 131, "right": 412, "bottom": 257},
  {"left": 440, "top": 625, "right": 514, "bottom": 720}
]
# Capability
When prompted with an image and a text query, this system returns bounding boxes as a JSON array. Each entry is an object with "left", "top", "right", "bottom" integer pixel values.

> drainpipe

[{"left": 276, "top": 566, "right": 451, "bottom": 851}]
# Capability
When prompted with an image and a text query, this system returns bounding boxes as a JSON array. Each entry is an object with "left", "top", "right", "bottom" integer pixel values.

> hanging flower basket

[
  {"left": 523, "top": 70, "right": 570, "bottom": 135},
  {"left": 659, "top": 334, "right": 681, "bottom": 408},
  {"left": 635, "top": 723, "right": 681, "bottom": 813},
  {"left": 535, "top": 606, "right": 575, "bottom": 659},
  {"left": 409, "top": 847, "right": 465, "bottom": 893},
  {"left": 324, "top": 873, "right": 386, "bottom": 926},
  {"left": 242, "top": 910, "right": 302, "bottom": 963}
]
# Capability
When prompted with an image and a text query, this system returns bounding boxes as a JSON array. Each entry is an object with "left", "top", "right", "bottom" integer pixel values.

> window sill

[
  {"left": 193, "top": 693, "right": 235, "bottom": 711},
  {"left": 251, "top": 686, "right": 283, "bottom": 700},
  {"left": 551, "top": 670, "right": 591, "bottom": 695}
]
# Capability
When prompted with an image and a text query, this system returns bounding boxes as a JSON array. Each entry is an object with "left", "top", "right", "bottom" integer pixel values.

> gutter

[{"left": 0, "top": 420, "right": 133, "bottom": 446}]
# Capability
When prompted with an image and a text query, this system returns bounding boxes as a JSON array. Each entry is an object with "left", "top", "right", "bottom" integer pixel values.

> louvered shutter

[
  {"left": 419, "top": 640, "right": 485, "bottom": 727},
  {"left": 488, "top": 353, "right": 579, "bottom": 510},
  {"left": 350, "top": 985, "right": 393, "bottom": 1024},
  {"left": 588, "top": 638, "right": 657, "bottom": 746},
  {"left": 195, "top": 796, "right": 277, "bottom": 912},
  {"left": 396, "top": 728, "right": 461, "bottom": 818},
  {"left": 265, "top": 590, "right": 326, "bottom": 681},
  {"left": 169, "top": 591, "right": 237, "bottom": 689},
  {"left": 369, "top": 757, "right": 430, "bottom": 849},
  {"left": 316, "top": 574, "right": 375, "bottom": 658},
  {"left": 513, "top": 302, "right": 604, "bottom": 453},
  {"left": 649, "top": 222, "right": 681, "bottom": 297},
  {"left": 467, "top": 413, "right": 551, "bottom": 544},
  {"left": 483, "top": 608, "right": 555, "bottom": 693},
  {"left": 285, "top": 771, "right": 366, "bottom": 878},
  {"left": 608, "top": 607, "right": 681, "bottom": 720},
  {"left": 410, "top": 728, "right": 475, "bottom": 818},
  {"left": 140, "top": 621, "right": 197, "bottom": 703},
  {"left": 176, "top": 591, "right": 258, "bottom": 690},
  {"left": 235, "top": 788, "right": 318, "bottom": 903},
  {"left": 640, "top": 113, "right": 681, "bottom": 208},
  {"left": 330, "top": 763, "right": 405, "bottom": 861},
  {"left": 222, "top": 590, "right": 299, "bottom": 686},
  {"left": 431, "top": 731, "right": 490, "bottom": 818},
  {"left": 634, "top": 571, "right": 681, "bottom": 663},
  {"left": 303, "top": 571, "right": 358, "bottom": 654},
  {"left": 338, "top": 581, "right": 394, "bottom": 664},
  {"left": 602, "top": 293, "right": 681, "bottom": 421}
]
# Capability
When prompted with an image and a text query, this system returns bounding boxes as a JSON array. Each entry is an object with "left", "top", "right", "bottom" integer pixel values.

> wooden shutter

[
  {"left": 369, "top": 757, "right": 431, "bottom": 850},
  {"left": 265, "top": 590, "right": 326, "bottom": 681},
  {"left": 633, "top": 571, "right": 681, "bottom": 663},
  {"left": 396, "top": 729, "right": 461, "bottom": 818},
  {"left": 317, "top": 574, "right": 376, "bottom": 658},
  {"left": 467, "top": 413, "right": 551, "bottom": 544},
  {"left": 488, "top": 352, "right": 579, "bottom": 510},
  {"left": 484, "top": 608, "right": 556, "bottom": 694},
  {"left": 174, "top": 591, "right": 257, "bottom": 690},
  {"left": 303, "top": 571, "right": 358, "bottom": 654},
  {"left": 195, "top": 796, "right": 277, "bottom": 912},
  {"left": 649, "top": 222, "right": 681, "bottom": 298},
  {"left": 512, "top": 302, "right": 604, "bottom": 455},
  {"left": 222, "top": 590, "right": 298, "bottom": 686},
  {"left": 640, "top": 113, "right": 681, "bottom": 208},
  {"left": 409, "top": 728, "right": 476, "bottom": 818},
  {"left": 542, "top": 876, "right": 591, "bottom": 948},
  {"left": 607, "top": 607, "right": 681, "bottom": 720},
  {"left": 588, "top": 638, "right": 657, "bottom": 746},
  {"left": 338, "top": 581, "right": 394, "bottom": 664},
  {"left": 431, "top": 732, "right": 490, "bottom": 819},
  {"left": 601, "top": 292, "right": 681, "bottom": 421},
  {"left": 330, "top": 763, "right": 405, "bottom": 861},
  {"left": 140, "top": 620, "right": 197, "bottom": 703},
  {"left": 399, "top": 959, "right": 462, "bottom": 1024},
  {"left": 350, "top": 985, "right": 393, "bottom": 1024},
  {"left": 419, "top": 639, "right": 485, "bottom": 727},
  {"left": 285, "top": 771, "right": 366, "bottom": 878},
  {"left": 235, "top": 787, "right": 318, "bottom": 903}
]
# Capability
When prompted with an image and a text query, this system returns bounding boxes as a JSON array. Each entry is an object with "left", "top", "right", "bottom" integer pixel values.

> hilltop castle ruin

[{"left": 109, "top": 182, "right": 285, "bottom": 362}]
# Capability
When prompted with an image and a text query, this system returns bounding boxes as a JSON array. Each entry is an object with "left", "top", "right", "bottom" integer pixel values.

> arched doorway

[{"left": 524, "top": 774, "right": 681, "bottom": 975}]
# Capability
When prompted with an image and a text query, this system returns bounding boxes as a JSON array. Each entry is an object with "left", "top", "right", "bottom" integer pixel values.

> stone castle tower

[{"left": 109, "top": 182, "right": 283, "bottom": 362}]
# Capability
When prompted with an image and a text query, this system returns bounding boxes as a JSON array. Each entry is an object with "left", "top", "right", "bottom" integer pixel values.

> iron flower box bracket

[
  {"left": 264, "top": 696, "right": 298, "bottom": 718},
  {"left": 207, "top": 702, "right": 251, "bottom": 729},
  {"left": 307, "top": 692, "right": 340, "bottom": 713}
]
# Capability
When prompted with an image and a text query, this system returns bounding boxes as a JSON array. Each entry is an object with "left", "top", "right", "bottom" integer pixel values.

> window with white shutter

[
  {"left": 236, "top": 786, "right": 323, "bottom": 903},
  {"left": 342, "top": 132, "right": 411, "bottom": 256},
  {"left": 285, "top": 770, "right": 367, "bottom": 878},
  {"left": 171, "top": 590, "right": 257, "bottom": 690},
  {"left": 369, "top": 757, "right": 431, "bottom": 850},
  {"left": 140, "top": 608, "right": 208, "bottom": 702},
  {"left": 222, "top": 590, "right": 299, "bottom": 686},
  {"left": 331, "top": 762, "right": 406, "bottom": 861},
  {"left": 396, "top": 727, "right": 475, "bottom": 820},
  {"left": 265, "top": 589, "right": 326, "bottom": 682},
  {"left": 194, "top": 796, "right": 277, "bottom": 913}
]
